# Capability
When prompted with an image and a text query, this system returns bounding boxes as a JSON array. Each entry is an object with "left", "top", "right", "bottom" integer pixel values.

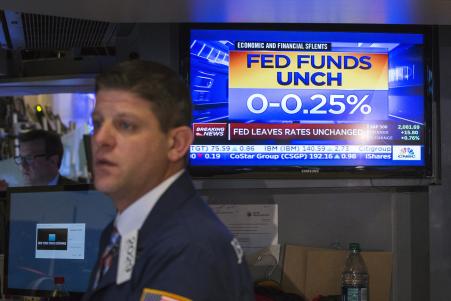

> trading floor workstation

[{"left": 0, "top": 3, "right": 450, "bottom": 301}]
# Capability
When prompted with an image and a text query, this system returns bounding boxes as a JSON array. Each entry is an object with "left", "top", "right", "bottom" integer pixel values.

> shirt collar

[
  {"left": 48, "top": 174, "right": 59, "bottom": 186},
  {"left": 115, "top": 169, "right": 184, "bottom": 236}
]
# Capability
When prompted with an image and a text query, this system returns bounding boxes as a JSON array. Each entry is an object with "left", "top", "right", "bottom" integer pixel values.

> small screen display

[{"left": 6, "top": 188, "right": 116, "bottom": 295}]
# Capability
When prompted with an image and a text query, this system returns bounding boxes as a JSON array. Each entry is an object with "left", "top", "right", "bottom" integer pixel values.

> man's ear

[
  {"left": 47, "top": 154, "right": 60, "bottom": 168},
  {"left": 167, "top": 126, "right": 194, "bottom": 162}
]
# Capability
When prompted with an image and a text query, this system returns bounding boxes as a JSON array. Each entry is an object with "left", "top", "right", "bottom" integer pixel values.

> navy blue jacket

[{"left": 82, "top": 172, "right": 254, "bottom": 301}]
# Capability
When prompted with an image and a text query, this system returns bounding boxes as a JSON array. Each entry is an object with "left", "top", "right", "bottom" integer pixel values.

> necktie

[{"left": 93, "top": 226, "right": 120, "bottom": 289}]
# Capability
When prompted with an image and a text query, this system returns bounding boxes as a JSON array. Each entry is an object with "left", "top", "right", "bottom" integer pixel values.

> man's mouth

[{"left": 94, "top": 158, "right": 117, "bottom": 168}]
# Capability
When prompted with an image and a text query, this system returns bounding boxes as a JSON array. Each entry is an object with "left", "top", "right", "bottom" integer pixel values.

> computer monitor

[
  {"left": 4, "top": 185, "right": 116, "bottom": 298},
  {"left": 184, "top": 24, "right": 438, "bottom": 179}
]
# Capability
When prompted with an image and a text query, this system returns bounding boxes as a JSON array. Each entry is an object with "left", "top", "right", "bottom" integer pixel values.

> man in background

[
  {"left": 1, "top": 129, "right": 77, "bottom": 188},
  {"left": 83, "top": 60, "right": 254, "bottom": 301}
]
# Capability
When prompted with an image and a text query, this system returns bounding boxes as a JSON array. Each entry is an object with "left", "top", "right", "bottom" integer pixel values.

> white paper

[{"left": 209, "top": 204, "right": 278, "bottom": 257}]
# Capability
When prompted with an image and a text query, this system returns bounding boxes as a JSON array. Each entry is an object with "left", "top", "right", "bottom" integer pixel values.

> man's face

[
  {"left": 19, "top": 139, "right": 58, "bottom": 185},
  {"left": 92, "top": 89, "right": 173, "bottom": 210}
]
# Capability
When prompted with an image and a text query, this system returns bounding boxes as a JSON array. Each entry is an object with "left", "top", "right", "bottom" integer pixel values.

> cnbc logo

[
  {"left": 393, "top": 145, "right": 420, "bottom": 161},
  {"left": 399, "top": 147, "right": 415, "bottom": 158}
]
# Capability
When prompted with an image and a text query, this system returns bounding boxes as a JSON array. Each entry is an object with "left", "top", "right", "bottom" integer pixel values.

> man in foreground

[{"left": 83, "top": 60, "right": 254, "bottom": 301}]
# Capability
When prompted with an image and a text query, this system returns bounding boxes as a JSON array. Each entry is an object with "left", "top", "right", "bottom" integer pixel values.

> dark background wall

[{"left": 429, "top": 26, "right": 451, "bottom": 301}]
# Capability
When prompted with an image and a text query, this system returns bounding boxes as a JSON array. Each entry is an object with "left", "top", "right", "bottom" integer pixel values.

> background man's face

[{"left": 19, "top": 139, "right": 58, "bottom": 185}]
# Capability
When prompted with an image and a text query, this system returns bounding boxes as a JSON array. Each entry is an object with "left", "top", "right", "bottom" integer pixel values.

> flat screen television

[
  {"left": 4, "top": 185, "right": 116, "bottom": 298},
  {"left": 185, "top": 24, "right": 438, "bottom": 178}
]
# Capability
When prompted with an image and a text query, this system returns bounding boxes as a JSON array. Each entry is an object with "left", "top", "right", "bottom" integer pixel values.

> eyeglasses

[{"left": 14, "top": 154, "right": 48, "bottom": 166}]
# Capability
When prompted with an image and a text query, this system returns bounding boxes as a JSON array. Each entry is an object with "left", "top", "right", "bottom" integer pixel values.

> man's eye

[
  {"left": 117, "top": 120, "right": 135, "bottom": 131},
  {"left": 92, "top": 119, "right": 102, "bottom": 132}
]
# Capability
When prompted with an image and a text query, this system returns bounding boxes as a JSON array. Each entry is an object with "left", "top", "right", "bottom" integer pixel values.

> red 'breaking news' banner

[{"left": 193, "top": 123, "right": 227, "bottom": 138}]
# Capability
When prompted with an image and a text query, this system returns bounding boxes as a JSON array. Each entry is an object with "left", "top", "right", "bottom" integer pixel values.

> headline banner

[
  {"left": 228, "top": 50, "right": 389, "bottom": 122},
  {"left": 229, "top": 51, "right": 388, "bottom": 90}
]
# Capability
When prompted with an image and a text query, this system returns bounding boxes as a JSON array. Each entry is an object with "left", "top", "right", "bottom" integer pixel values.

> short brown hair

[
  {"left": 19, "top": 129, "right": 64, "bottom": 168},
  {"left": 95, "top": 60, "right": 192, "bottom": 132}
]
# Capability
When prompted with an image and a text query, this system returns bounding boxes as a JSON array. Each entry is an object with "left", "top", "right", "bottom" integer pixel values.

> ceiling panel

[{"left": 0, "top": 0, "right": 450, "bottom": 24}]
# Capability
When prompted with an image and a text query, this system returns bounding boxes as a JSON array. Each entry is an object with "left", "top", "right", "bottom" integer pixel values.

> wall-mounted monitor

[
  {"left": 185, "top": 24, "right": 438, "bottom": 178},
  {"left": 4, "top": 185, "right": 115, "bottom": 298}
]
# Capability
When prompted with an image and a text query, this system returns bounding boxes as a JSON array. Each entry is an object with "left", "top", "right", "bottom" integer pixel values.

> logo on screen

[
  {"left": 393, "top": 145, "right": 421, "bottom": 160},
  {"left": 48, "top": 233, "right": 56, "bottom": 242},
  {"left": 401, "top": 147, "right": 415, "bottom": 157},
  {"left": 36, "top": 228, "right": 68, "bottom": 250},
  {"left": 193, "top": 123, "right": 227, "bottom": 139}
]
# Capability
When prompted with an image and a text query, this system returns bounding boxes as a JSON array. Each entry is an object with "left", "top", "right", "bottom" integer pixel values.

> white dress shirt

[{"left": 114, "top": 170, "right": 184, "bottom": 236}]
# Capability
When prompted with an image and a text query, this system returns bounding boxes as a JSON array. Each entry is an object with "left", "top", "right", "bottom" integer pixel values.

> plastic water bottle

[
  {"left": 49, "top": 276, "right": 71, "bottom": 300},
  {"left": 341, "top": 243, "right": 369, "bottom": 301}
]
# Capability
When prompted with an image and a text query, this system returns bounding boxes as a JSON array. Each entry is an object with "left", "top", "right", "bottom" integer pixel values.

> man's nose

[
  {"left": 93, "top": 122, "right": 116, "bottom": 147},
  {"left": 20, "top": 161, "right": 31, "bottom": 170}
]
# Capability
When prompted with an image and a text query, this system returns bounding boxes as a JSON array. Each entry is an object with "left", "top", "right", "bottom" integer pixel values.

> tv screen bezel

[{"left": 181, "top": 23, "right": 439, "bottom": 180}]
